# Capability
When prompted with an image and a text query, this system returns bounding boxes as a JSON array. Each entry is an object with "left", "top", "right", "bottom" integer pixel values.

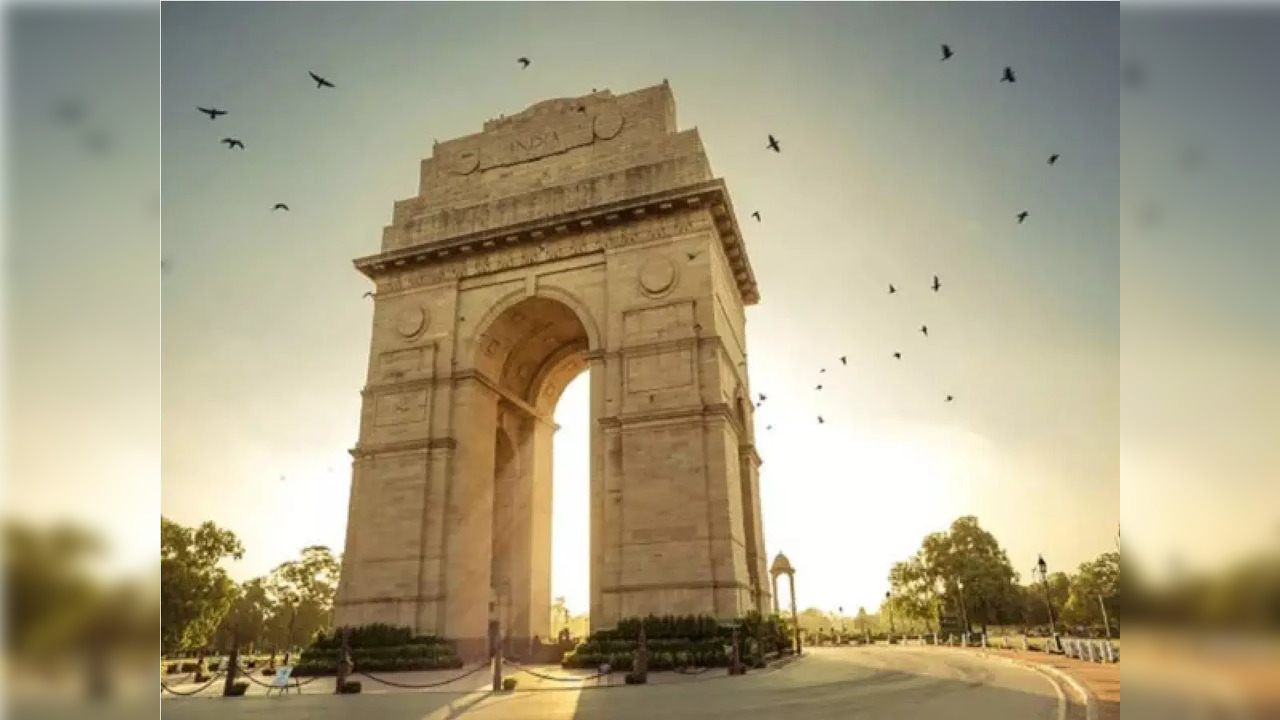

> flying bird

[
  {"left": 197, "top": 106, "right": 228, "bottom": 120},
  {"left": 309, "top": 71, "right": 335, "bottom": 89},
  {"left": 54, "top": 101, "right": 85, "bottom": 124},
  {"left": 840, "top": 356, "right": 847, "bottom": 366},
  {"left": 817, "top": 416, "right": 825, "bottom": 424},
  {"left": 751, "top": 211, "right": 761, "bottom": 222},
  {"left": 766, "top": 134, "right": 781, "bottom": 153},
  {"left": 686, "top": 251, "right": 699, "bottom": 261},
  {"left": 920, "top": 325, "right": 929, "bottom": 337},
  {"left": 362, "top": 291, "right": 373, "bottom": 299},
  {"left": 221, "top": 137, "right": 244, "bottom": 150},
  {"left": 1048, "top": 153, "right": 1060, "bottom": 166},
  {"left": 766, "top": 425, "right": 773, "bottom": 431},
  {"left": 945, "top": 395, "right": 954, "bottom": 402},
  {"left": 893, "top": 352, "right": 902, "bottom": 360},
  {"left": 940, "top": 44, "right": 954, "bottom": 61},
  {"left": 820, "top": 368, "right": 826, "bottom": 374},
  {"left": 758, "top": 393, "right": 767, "bottom": 402},
  {"left": 272, "top": 203, "right": 290, "bottom": 212},
  {"left": 517, "top": 57, "right": 531, "bottom": 69},
  {"left": 931, "top": 275, "right": 941, "bottom": 292},
  {"left": 888, "top": 284, "right": 897, "bottom": 294},
  {"left": 1001, "top": 66, "right": 1017, "bottom": 83},
  {"left": 1016, "top": 211, "right": 1029, "bottom": 224},
  {"left": 815, "top": 384, "right": 823, "bottom": 390}
]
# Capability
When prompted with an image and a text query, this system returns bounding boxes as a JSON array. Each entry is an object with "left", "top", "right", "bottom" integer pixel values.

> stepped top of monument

[{"left": 357, "top": 82, "right": 760, "bottom": 306}]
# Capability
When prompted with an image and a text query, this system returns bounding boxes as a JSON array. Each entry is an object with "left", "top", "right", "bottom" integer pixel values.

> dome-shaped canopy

[{"left": 769, "top": 552, "right": 795, "bottom": 576}]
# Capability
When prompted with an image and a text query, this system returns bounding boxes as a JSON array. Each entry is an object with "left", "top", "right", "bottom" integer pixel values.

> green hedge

[
  {"left": 310, "top": 623, "right": 446, "bottom": 650},
  {"left": 296, "top": 623, "right": 462, "bottom": 676},
  {"left": 293, "top": 654, "right": 464, "bottom": 677},
  {"left": 561, "top": 612, "right": 791, "bottom": 670}
]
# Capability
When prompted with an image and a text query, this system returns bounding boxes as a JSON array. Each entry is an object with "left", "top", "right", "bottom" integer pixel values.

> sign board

[{"left": 266, "top": 665, "right": 295, "bottom": 695}]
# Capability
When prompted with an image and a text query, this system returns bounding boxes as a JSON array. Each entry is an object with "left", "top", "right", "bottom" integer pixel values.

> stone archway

[{"left": 335, "top": 81, "right": 771, "bottom": 660}]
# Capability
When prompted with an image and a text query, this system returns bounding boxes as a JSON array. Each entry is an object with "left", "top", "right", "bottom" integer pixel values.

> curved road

[{"left": 163, "top": 646, "right": 1065, "bottom": 720}]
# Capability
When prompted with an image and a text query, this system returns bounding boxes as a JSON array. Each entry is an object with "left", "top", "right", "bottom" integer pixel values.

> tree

[
  {"left": 161, "top": 518, "right": 244, "bottom": 653},
  {"left": 888, "top": 516, "right": 1020, "bottom": 634},
  {"left": 1063, "top": 552, "right": 1120, "bottom": 629},
  {"left": 215, "top": 577, "right": 271, "bottom": 652},
  {"left": 265, "top": 545, "right": 340, "bottom": 651},
  {"left": 5, "top": 521, "right": 107, "bottom": 660}
]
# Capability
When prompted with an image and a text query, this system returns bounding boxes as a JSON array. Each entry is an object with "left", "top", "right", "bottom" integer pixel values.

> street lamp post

[
  {"left": 885, "top": 591, "right": 895, "bottom": 640},
  {"left": 956, "top": 580, "right": 969, "bottom": 635},
  {"left": 1035, "top": 554, "right": 1061, "bottom": 652}
]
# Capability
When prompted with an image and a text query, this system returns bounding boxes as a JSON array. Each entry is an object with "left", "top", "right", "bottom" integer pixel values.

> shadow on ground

[{"left": 160, "top": 648, "right": 1074, "bottom": 720}]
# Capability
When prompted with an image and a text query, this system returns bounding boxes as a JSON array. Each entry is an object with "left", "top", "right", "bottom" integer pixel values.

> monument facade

[{"left": 334, "top": 82, "right": 770, "bottom": 658}]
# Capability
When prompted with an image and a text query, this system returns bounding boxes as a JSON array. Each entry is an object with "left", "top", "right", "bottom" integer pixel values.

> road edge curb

[{"left": 921, "top": 645, "right": 1097, "bottom": 720}]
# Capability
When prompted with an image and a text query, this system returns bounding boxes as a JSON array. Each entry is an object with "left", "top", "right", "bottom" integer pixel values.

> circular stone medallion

[
  {"left": 638, "top": 258, "right": 677, "bottom": 297},
  {"left": 449, "top": 149, "right": 480, "bottom": 176},
  {"left": 593, "top": 107, "right": 624, "bottom": 140},
  {"left": 395, "top": 305, "right": 429, "bottom": 338}
]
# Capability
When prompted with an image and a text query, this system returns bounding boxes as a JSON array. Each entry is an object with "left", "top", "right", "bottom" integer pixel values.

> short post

[
  {"left": 981, "top": 633, "right": 988, "bottom": 649},
  {"left": 730, "top": 626, "right": 742, "bottom": 675},
  {"left": 490, "top": 615, "right": 503, "bottom": 692},
  {"left": 1103, "top": 641, "right": 1115, "bottom": 663},
  {"left": 222, "top": 640, "right": 240, "bottom": 697},
  {"left": 334, "top": 628, "right": 351, "bottom": 694},
  {"left": 635, "top": 626, "right": 649, "bottom": 682}
]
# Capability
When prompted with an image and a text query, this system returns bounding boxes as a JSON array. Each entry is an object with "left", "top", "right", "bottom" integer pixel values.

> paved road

[{"left": 162, "top": 646, "right": 1064, "bottom": 720}]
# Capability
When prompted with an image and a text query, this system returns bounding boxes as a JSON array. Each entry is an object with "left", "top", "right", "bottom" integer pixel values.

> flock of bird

[
  {"left": 745, "top": 47, "right": 1071, "bottom": 431},
  {"left": 166, "top": 49, "right": 1169, "bottom": 441},
  {"left": 191, "top": 70, "right": 338, "bottom": 214}
]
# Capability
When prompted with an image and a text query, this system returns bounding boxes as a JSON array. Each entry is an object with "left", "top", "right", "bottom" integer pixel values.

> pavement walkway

[{"left": 973, "top": 648, "right": 1119, "bottom": 720}]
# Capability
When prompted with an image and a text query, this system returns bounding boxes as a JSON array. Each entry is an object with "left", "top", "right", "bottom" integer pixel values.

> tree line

[
  {"left": 884, "top": 515, "right": 1119, "bottom": 636},
  {"left": 160, "top": 517, "right": 340, "bottom": 657}
]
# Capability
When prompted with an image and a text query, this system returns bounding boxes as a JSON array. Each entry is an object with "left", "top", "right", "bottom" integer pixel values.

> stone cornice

[
  {"left": 355, "top": 179, "right": 760, "bottom": 306},
  {"left": 598, "top": 401, "right": 737, "bottom": 430},
  {"left": 349, "top": 437, "right": 455, "bottom": 459}
]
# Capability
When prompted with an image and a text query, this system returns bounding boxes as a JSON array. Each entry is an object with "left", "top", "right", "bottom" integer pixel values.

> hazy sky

[
  {"left": 9, "top": 4, "right": 1274, "bottom": 617},
  {"left": 156, "top": 1, "right": 1127, "bottom": 615}
]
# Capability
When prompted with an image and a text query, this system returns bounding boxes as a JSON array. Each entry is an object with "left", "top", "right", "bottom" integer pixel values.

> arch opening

[{"left": 474, "top": 295, "right": 593, "bottom": 657}]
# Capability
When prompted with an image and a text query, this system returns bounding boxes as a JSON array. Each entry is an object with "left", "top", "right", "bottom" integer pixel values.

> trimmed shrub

[
  {"left": 179, "top": 662, "right": 201, "bottom": 674},
  {"left": 340, "top": 680, "right": 362, "bottom": 694},
  {"left": 502, "top": 677, "right": 518, "bottom": 691},
  {"left": 624, "top": 672, "right": 647, "bottom": 685},
  {"left": 165, "top": 663, "right": 180, "bottom": 675},
  {"left": 226, "top": 681, "right": 249, "bottom": 697}
]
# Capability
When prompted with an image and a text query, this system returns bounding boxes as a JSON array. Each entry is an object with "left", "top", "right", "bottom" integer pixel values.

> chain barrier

[
  {"left": 162, "top": 671, "right": 198, "bottom": 684},
  {"left": 356, "top": 661, "right": 490, "bottom": 689},
  {"left": 160, "top": 672, "right": 224, "bottom": 696},
  {"left": 502, "top": 658, "right": 607, "bottom": 683},
  {"left": 234, "top": 665, "right": 279, "bottom": 689}
]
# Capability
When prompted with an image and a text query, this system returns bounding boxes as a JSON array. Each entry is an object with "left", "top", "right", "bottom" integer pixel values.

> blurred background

[
  {"left": 2, "top": 2, "right": 1277, "bottom": 719},
  {"left": 3, "top": 4, "right": 159, "bottom": 718}
]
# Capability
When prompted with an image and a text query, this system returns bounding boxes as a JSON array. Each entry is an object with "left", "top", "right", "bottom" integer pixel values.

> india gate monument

[{"left": 334, "top": 82, "right": 770, "bottom": 658}]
